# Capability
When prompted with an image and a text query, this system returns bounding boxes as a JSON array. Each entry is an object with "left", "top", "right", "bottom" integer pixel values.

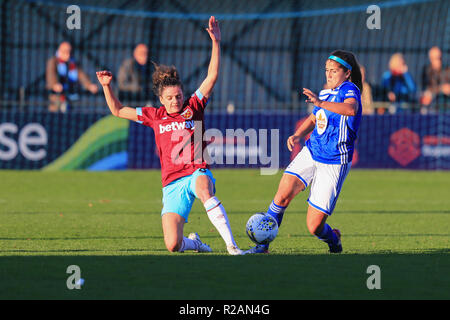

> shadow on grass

[
  {"left": 339, "top": 210, "right": 450, "bottom": 214},
  {"left": 0, "top": 250, "right": 448, "bottom": 300},
  {"left": 0, "top": 236, "right": 163, "bottom": 241}
]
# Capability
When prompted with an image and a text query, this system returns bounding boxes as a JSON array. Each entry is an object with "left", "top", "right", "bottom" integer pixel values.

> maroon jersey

[{"left": 136, "top": 89, "right": 209, "bottom": 187}]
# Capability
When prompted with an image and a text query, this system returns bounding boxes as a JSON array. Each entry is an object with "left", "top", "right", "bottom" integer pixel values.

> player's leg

[
  {"left": 161, "top": 213, "right": 212, "bottom": 253},
  {"left": 162, "top": 212, "right": 211, "bottom": 252},
  {"left": 194, "top": 170, "right": 242, "bottom": 255},
  {"left": 161, "top": 178, "right": 211, "bottom": 253},
  {"left": 306, "top": 205, "right": 341, "bottom": 253},
  {"left": 267, "top": 173, "right": 306, "bottom": 226},
  {"left": 246, "top": 148, "right": 315, "bottom": 254},
  {"left": 267, "top": 147, "right": 315, "bottom": 227},
  {"left": 307, "top": 162, "right": 351, "bottom": 253},
  {"left": 244, "top": 174, "right": 304, "bottom": 254},
  {"left": 306, "top": 205, "right": 328, "bottom": 235},
  {"left": 161, "top": 212, "right": 187, "bottom": 252}
]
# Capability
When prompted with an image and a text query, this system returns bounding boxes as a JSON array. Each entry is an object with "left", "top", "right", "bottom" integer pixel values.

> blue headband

[{"left": 328, "top": 55, "right": 352, "bottom": 71}]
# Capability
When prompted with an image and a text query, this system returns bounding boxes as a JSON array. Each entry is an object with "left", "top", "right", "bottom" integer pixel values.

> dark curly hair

[{"left": 151, "top": 62, "right": 183, "bottom": 97}]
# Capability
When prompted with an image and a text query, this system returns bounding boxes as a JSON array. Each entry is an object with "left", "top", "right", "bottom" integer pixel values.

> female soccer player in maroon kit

[{"left": 97, "top": 17, "right": 243, "bottom": 255}]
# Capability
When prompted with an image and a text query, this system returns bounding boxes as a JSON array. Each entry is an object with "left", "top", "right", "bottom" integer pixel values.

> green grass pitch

[{"left": 0, "top": 169, "right": 448, "bottom": 299}]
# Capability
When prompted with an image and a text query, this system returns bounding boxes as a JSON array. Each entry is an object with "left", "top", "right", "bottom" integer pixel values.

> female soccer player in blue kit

[{"left": 247, "top": 50, "right": 363, "bottom": 254}]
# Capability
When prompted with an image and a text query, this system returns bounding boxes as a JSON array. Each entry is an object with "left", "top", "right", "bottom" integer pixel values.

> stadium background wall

[
  {"left": 0, "top": 0, "right": 448, "bottom": 171},
  {"left": 0, "top": 111, "right": 449, "bottom": 170}
]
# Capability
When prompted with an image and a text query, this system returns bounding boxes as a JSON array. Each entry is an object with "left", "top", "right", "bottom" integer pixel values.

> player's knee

[
  {"left": 307, "top": 222, "right": 322, "bottom": 236},
  {"left": 165, "top": 239, "right": 182, "bottom": 252},
  {"left": 196, "top": 175, "right": 215, "bottom": 203},
  {"left": 198, "top": 190, "right": 214, "bottom": 204},
  {"left": 197, "top": 186, "right": 215, "bottom": 204},
  {"left": 274, "top": 192, "right": 293, "bottom": 207},
  {"left": 166, "top": 243, "right": 180, "bottom": 253},
  {"left": 275, "top": 184, "right": 304, "bottom": 207}
]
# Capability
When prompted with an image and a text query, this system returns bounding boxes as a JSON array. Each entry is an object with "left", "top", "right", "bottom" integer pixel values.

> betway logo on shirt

[{"left": 159, "top": 120, "right": 195, "bottom": 134}]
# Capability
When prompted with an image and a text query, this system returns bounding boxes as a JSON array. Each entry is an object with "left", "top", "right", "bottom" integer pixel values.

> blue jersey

[{"left": 306, "top": 81, "right": 362, "bottom": 164}]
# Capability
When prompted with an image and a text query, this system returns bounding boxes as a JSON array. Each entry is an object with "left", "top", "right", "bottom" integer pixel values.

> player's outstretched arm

[
  {"left": 303, "top": 88, "right": 358, "bottom": 116},
  {"left": 287, "top": 114, "right": 316, "bottom": 151},
  {"left": 96, "top": 71, "right": 138, "bottom": 121},
  {"left": 198, "top": 16, "right": 221, "bottom": 100}
]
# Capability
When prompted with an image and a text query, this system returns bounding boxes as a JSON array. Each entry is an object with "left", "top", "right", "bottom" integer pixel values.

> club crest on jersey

[
  {"left": 180, "top": 108, "right": 193, "bottom": 120},
  {"left": 316, "top": 109, "right": 328, "bottom": 135}
]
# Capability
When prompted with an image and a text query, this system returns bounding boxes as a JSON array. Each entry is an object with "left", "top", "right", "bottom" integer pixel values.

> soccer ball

[{"left": 246, "top": 213, "right": 278, "bottom": 245}]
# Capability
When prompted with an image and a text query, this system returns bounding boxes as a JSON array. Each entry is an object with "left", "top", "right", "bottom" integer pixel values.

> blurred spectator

[
  {"left": 360, "top": 65, "right": 374, "bottom": 115},
  {"left": 46, "top": 41, "right": 98, "bottom": 112},
  {"left": 118, "top": 43, "right": 156, "bottom": 106},
  {"left": 420, "top": 46, "right": 450, "bottom": 112},
  {"left": 381, "top": 53, "right": 416, "bottom": 112}
]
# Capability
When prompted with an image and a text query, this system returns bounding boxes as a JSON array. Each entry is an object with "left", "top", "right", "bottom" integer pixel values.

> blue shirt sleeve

[
  {"left": 381, "top": 71, "right": 391, "bottom": 90},
  {"left": 403, "top": 72, "right": 416, "bottom": 94},
  {"left": 339, "top": 82, "right": 360, "bottom": 101}
]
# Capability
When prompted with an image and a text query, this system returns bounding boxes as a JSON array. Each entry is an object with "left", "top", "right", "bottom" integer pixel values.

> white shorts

[{"left": 285, "top": 147, "right": 351, "bottom": 215}]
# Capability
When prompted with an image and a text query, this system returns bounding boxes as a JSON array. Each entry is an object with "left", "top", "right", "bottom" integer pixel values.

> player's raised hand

[
  {"left": 96, "top": 71, "right": 113, "bottom": 86},
  {"left": 303, "top": 88, "right": 321, "bottom": 107},
  {"left": 206, "top": 16, "right": 221, "bottom": 42}
]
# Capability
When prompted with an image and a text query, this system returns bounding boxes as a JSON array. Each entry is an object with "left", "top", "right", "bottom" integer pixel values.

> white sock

[
  {"left": 178, "top": 237, "right": 199, "bottom": 252},
  {"left": 204, "top": 197, "right": 237, "bottom": 247}
]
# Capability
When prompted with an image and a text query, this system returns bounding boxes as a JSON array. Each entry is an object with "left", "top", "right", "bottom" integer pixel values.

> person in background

[
  {"left": 420, "top": 46, "right": 450, "bottom": 113},
  {"left": 381, "top": 53, "right": 416, "bottom": 112},
  {"left": 46, "top": 41, "right": 98, "bottom": 112},
  {"left": 118, "top": 43, "right": 156, "bottom": 106},
  {"left": 360, "top": 65, "right": 374, "bottom": 115}
]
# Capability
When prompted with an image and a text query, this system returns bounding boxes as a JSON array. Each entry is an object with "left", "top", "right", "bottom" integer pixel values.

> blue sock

[
  {"left": 316, "top": 224, "right": 338, "bottom": 245},
  {"left": 266, "top": 200, "right": 287, "bottom": 227}
]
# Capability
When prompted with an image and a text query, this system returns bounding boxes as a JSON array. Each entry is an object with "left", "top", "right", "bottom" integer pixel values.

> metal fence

[
  {"left": 0, "top": 0, "right": 449, "bottom": 170},
  {"left": 1, "top": 0, "right": 448, "bottom": 113}
]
